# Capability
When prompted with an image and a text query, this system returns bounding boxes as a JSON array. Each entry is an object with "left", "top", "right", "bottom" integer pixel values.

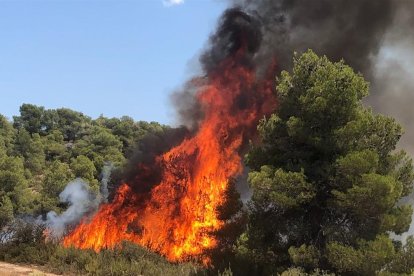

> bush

[
  {"left": 0, "top": 220, "right": 55, "bottom": 265},
  {"left": 0, "top": 221, "right": 201, "bottom": 275}
]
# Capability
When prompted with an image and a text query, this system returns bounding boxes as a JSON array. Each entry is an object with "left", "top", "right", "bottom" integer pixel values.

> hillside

[
  {"left": 1, "top": 52, "right": 414, "bottom": 275},
  {"left": 0, "top": 104, "right": 167, "bottom": 226}
]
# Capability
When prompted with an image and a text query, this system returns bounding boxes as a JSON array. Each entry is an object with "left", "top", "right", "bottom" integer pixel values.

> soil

[{"left": 0, "top": 261, "right": 59, "bottom": 276}]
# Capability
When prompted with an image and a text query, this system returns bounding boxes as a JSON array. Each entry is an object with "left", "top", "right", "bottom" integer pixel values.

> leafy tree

[
  {"left": 0, "top": 138, "right": 6, "bottom": 159},
  {"left": 0, "top": 195, "right": 14, "bottom": 228},
  {"left": 13, "top": 104, "right": 45, "bottom": 134},
  {"left": 26, "top": 133, "right": 46, "bottom": 173},
  {"left": 387, "top": 236, "right": 414, "bottom": 274},
  {"left": 14, "top": 130, "right": 45, "bottom": 174},
  {"left": 0, "top": 106, "right": 170, "bottom": 223},
  {"left": 43, "top": 130, "right": 67, "bottom": 161},
  {"left": 13, "top": 129, "right": 32, "bottom": 157},
  {"left": 209, "top": 179, "right": 246, "bottom": 270},
  {"left": 41, "top": 161, "right": 74, "bottom": 212},
  {"left": 70, "top": 155, "right": 99, "bottom": 191},
  {"left": 0, "top": 155, "right": 31, "bottom": 214},
  {"left": 73, "top": 126, "right": 125, "bottom": 171},
  {"left": 55, "top": 108, "right": 92, "bottom": 141},
  {"left": 13, "top": 104, "right": 92, "bottom": 139},
  {"left": 95, "top": 116, "right": 136, "bottom": 154},
  {"left": 0, "top": 115, "right": 16, "bottom": 154},
  {"left": 96, "top": 115, "right": 165, "bottom": 156},
  {"left": 242, "top": 50, "right": 414, "bottom": 274}
]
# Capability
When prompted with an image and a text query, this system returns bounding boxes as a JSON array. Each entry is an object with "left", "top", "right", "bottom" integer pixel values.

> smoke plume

[
  {"left": 46, "top": 165, "right": 116, "bottom": 239},
  {"left": 60, "top": 0, "right": 414, "bottom": 258},
  {"left": 62, "top": 6, "right": 275, "bottom": 259},
  {"left": 175, "top": 0, "right": 414, "bottom": 147},
  {"left": 99, "top": 162, "right": 113, "bottom": 203},
  {"left": 46, "top": 179, "right": 97, "bottom": 239},
  {"left": 173, "top": 8, "right": 267, "bottom": 131},
  {"left": 171, "top": 2, "right": 414, "bottom": 235},
  {"left": 224, "top": 0, "right": 414, "bottom": 152},
  {"left": 121, "top": 127, "right": 189, "bottom": 194},
  {"left": 228, "top": 0, "right": 398, "bottom": 76},
  {"left": 215, "top": 0, "right": 414, "bottom": 239},
  {"left": 369, "top": 2, "right": 414, "bottom": 155}
]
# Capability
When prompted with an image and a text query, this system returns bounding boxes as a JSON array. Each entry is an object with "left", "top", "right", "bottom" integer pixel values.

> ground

[{"left": 0, "top": 262, "right": 58, "bottom": 276}]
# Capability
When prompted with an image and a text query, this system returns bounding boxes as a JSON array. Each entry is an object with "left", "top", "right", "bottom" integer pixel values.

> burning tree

[
  {"left": 58, "top": 0, "right": 414, "bottom": 272},
  {"left": 62, "top": 8, "right": 276, "bottom": 265},
  {"left": 242, "top": 50, "right": 414, "bottom": 275}
]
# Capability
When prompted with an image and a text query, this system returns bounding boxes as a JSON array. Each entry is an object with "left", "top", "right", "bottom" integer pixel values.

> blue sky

[{"left": 0, "top": 0, "right": 227, "bottom": 125}]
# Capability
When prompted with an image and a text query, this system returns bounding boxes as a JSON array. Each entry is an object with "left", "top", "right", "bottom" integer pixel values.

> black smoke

[
  {"left": 200, "top": 8, "right": 262, "bottom": 73},
  {"left": 116, "top": 126, "right": 189, "bottom": 195},
  {"left": 124, "top": 0, "right": 414, "bottom": 213},
  {"left": 232, "top": 0, "right": 406, "bottom": 77},
  {"left": 227, "top": 0, "right": 414, "bottom": 239},
  {"left": 173, "top": 0, "right": 414, "bottom": 130},
  {"left": 164, "top": 0, "right": 411, "bottom": 227},
  {"left": 226, "top": 1, "right": 414, "bottom": 148},
  {"left": 172, "top": 7, "right": 265, "bottom": 131},
  {"left": 117, "top": 9, "right": 265, "bottom": 198}
]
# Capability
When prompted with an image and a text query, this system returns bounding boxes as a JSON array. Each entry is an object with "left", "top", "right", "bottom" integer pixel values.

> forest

[{"left": 1, "top": 52, "right": 414, "bottom": 275}]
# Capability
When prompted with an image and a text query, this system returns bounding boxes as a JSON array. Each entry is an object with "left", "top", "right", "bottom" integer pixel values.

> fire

[{"left": 63, "top": 49, "right": 275, "bottom": 264}]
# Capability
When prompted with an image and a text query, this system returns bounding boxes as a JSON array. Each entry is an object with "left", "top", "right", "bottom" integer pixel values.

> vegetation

[
  {"left": 0, "top": 106, "right": 195, "bottom": 275},
  {"left": 234, "top": 50, "right": 414, "bottom": 275},
  {"left": 1, "top": 51, "right": 413, "bottom": 275},
  {"left": 0, "top": 105, "right": 166, "bottom": 221},
  {"left": 0, "top": 221, "right": 199, "bottom": 275}
]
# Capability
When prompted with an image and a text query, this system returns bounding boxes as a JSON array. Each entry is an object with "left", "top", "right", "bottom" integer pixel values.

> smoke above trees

[{"left": 223, "top": 0, "right": 414, "bottom": 154}]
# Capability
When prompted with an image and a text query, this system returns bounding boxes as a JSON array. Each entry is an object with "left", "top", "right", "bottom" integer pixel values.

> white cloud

[{"left": 162, "top": 0, "right": 184, "bottom": 7}]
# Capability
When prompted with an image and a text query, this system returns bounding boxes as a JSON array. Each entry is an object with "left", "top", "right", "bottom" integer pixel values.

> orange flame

[{"left": 63, "top": 51, "right": 275, "bottom": 264}]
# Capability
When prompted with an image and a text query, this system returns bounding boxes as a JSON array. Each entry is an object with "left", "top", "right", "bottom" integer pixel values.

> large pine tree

[{"left": 242, "top": 50, "right": 414, "bottom": 275}]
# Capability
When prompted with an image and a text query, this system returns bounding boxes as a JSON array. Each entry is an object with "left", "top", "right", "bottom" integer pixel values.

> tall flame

[{"left": 63, "top": 50, "right": 275, "bottom": 264}]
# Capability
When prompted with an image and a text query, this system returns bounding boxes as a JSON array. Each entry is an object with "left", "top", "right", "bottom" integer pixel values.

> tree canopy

[
  {"left": 0, "top": 105, "right": 167, "bottom": 219},
  {"left": 239, "top": 50, "right": 414, "bottom": 275}
]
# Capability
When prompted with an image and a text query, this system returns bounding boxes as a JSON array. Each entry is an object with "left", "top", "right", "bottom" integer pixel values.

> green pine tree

[{"left": 242, "top": 50, "right": 414, "bottom": 275}]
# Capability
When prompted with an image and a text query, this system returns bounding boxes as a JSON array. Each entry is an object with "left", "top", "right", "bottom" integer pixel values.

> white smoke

[
  {"left": 45, "top": 179, "right": 97, "bottom": 239},
  {"left": 99, "top": 162, "right": 113, "bottom": 203},
  {"left": 45, "top": 164, "right": 114, "bottom": 239},
  {"left": 403, "top": 196, "right": 414, "bottom": 242},
  {"left": 371, "top": 3, "right": 414, "bottom": 243},
  {"left": 392, "top": 194, "right": 414, "bottom": 244}
]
